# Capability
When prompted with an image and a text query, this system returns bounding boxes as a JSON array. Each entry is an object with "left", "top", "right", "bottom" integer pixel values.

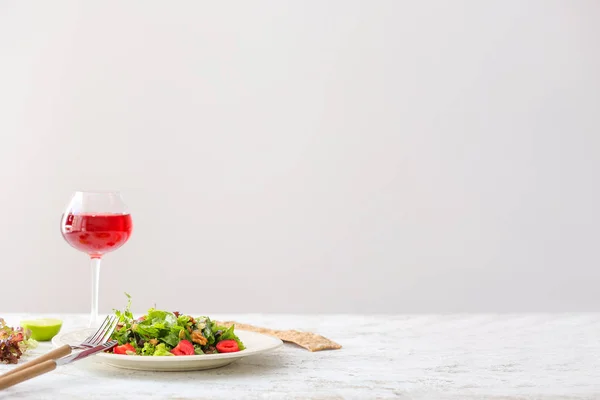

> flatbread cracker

[{"left": 215, "top": 321, "right": 341, "bottom": 352}]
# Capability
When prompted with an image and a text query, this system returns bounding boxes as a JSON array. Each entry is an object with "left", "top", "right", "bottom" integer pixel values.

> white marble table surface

[{"left": 0, "top": 314, "right": 599, "bottom": 399}]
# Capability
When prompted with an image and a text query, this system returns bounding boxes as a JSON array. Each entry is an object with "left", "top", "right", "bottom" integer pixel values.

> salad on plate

[{"left": 109, "top": 295, "right": 245, "bottom": 356}]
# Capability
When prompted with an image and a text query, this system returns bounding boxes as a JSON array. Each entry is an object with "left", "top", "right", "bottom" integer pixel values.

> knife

[{"left": 0, "top": 340, "right": 117, "bottom": 390}]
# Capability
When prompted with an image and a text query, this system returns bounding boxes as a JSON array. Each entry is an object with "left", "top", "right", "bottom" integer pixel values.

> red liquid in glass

[{"left": 61, "top": 214, "right": 133, "bottom": 258}]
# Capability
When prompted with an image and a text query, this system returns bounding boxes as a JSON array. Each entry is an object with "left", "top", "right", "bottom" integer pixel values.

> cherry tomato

[
  {"left": 170, "top": 339, "right": 194, "bottom": 356},
  {"left": 113, "top": 343, "right": 136, "bottom": 355},
  {"left": 216, "top": 339, "right": 240, "bottom": 353}
]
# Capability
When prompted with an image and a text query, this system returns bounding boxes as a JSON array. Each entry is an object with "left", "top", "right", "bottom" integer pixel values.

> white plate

[{"left": 52, "top": 328, "right": 283, "bottom": 371}]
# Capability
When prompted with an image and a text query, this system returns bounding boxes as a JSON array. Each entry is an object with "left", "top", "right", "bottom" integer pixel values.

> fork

[
  {"left": 71, "top": 315, "right": 119, "bottom": 350},
  {"left": 1, "top": 315, "right": 118, "bottom": 378}
]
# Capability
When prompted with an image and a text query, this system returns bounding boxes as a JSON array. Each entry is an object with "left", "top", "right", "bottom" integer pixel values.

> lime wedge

[{"left": 20, "top": 318, "right": 63, "bottom": 341}]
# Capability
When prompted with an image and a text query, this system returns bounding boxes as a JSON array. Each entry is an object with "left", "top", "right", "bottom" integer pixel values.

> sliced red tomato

[
  {"left": 171, "top": 348, "right": 184, "bottom": 356},
  {"left": 170, "top": 339, "right": 194, "bottom": 356},
  {"left": 113, "top": 343, "right": 136, "bottom": 355},
  {"left": 216, "top": 339, "right": 240, "bottom": 353}
]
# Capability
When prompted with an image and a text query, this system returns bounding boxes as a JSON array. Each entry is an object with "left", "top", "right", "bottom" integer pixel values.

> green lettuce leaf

[
  {"left": 21, "top": 338, "right": 38, "bottom": 350},
  {"left": 134, "top": 323, "right": 161, "bottom": 339},
  {"left": 141, "top": 342, "right": 156, "bottom": 356},
  {"left": 177, "top": 315, "right": 191, "bottom": 326},
  {"left": 114, "top": 292, "right": 134, "bottom": 323},
  {"left": 146, "top": 309, "right": 177, "bottom": 327},
  {"left": 133, "top": 308, "right": 177, "bottom": 340},
  {"left": 162, "top": 326, "right": 182, "bottom": 347},
  {"left": 202, "top": 318, "right": 215, "bottom": 345},
  {"left": 153, "top": 343, "right": 173, "bottom": 356},
  {"left": 113, "top": 326, "right": 132, "bottom": 346}
]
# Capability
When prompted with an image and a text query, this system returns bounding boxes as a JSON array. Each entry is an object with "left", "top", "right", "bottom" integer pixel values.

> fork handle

[
  {"left": 0, "top": 345, "right": 71, "bottom": 379},
  {"left": 0, "top": 360, "right": 57, "bottom": 390}
]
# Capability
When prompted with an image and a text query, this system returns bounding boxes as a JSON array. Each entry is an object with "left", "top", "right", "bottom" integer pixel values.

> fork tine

[
  {"left": 89, "top": 316, "right": 114, "bottom": 345},
  {"left": 103, "top": 340, "right": 118, "bottom": 351},
  {"left": 82, "top": 316, "right": 109, "bottom": 344},
  {"left": 98, "top": 316, "right": 118, "bottom": 345},
  {"left": 83, "top": 315, "right": 111, "bottom": 345}
]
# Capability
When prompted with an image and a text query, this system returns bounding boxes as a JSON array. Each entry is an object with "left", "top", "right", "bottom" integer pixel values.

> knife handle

[
  {"left": 0, "top": 345, "right": 71, "bottom": 379},
  {"left": 0, "top": 360, "right": 57, "bottom": 390}
]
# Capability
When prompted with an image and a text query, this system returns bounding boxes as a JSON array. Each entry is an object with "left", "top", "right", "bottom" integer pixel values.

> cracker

[{"left": 215, "top": 321, "right": 341, "bottom": 352}]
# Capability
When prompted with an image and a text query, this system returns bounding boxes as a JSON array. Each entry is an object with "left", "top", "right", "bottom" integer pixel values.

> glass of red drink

[{"left": 60, "top": 191, "right": 133, "bottom": 327}]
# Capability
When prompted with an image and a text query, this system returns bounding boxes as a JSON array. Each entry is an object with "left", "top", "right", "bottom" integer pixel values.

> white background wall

[{"left": 0, "top": 1, "right": 599, "bottom": 314}]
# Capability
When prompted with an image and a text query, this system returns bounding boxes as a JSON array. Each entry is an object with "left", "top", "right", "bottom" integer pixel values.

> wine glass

[{"left": 60, "top": 191, "right": 133, "bottom": 327}]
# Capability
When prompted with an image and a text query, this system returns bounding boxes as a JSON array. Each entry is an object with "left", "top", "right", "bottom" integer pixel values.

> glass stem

[{"left": 90, "top": 257, "right": 102, "bottom": 327}]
